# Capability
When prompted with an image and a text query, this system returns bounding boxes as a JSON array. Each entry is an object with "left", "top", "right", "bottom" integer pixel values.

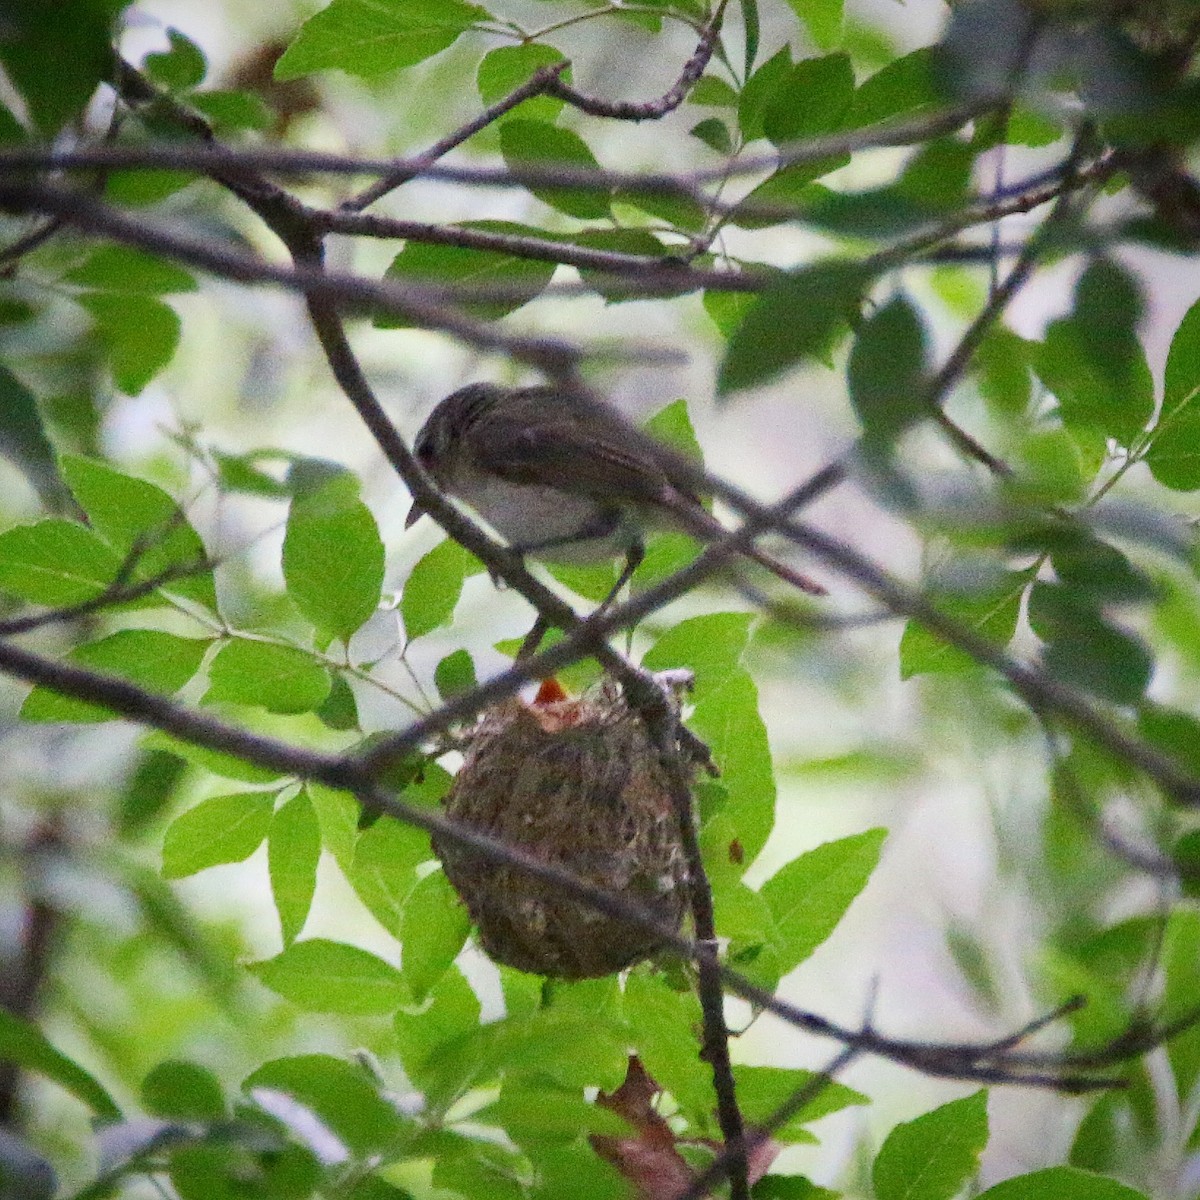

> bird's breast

[{"left": 451, "top": 472, "right": 634, "bottom": 563}]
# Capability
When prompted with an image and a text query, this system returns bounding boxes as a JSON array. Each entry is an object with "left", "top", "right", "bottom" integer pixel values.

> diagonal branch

[
  {"left": 0, "top": 632, "right": 1129, "bottom": 1092},
  {"left": 342, "top": 62, "right": 570, "bottom": 212}
]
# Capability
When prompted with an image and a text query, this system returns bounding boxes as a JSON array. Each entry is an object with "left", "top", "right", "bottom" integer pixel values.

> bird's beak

[{"left": 404, "top": 498, "right": 425, "bottom": 529}]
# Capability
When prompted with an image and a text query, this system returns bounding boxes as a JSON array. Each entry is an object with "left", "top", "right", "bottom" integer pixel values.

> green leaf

[
  {"left": 400, "top": 869, "right": 472, "bottom": 1001},
  {"left": 1148, "top": 295, "right": 1200, "bottom": 490},
  {"left": 1029, "top": 582, "right": 1152, "bottom": 705},
  {"left": 734, "top": 1065, "right": 867, "bottom": 1140},
  {"left": 318, "top": 672, "right": 361, "bottom": 730},
  {"left": 141, "top": 1060, "right": 225, "bottom": 1121},
  {"left": 143, "top": 28, "right": 208, "bottom": 90},
  {"left": 0, "top": 519, "right": 122, "bottom": 605},
  {"left": 309, "top": 782, "right": 361, "bottom": 871},
  {"left": 873, "top": 1090, "right": 989, "bottom": 1200},
  {"left": 104, "top": 164, "right": 196, "bottom": 208},
  {"left": 1143, "top": 704, "right": 1200, "bottom": 791},
  {"left": 898, "top": 138, "right": 976, "bottom": 210},
  {"left": 622, "top": 973, "right": 715, "bottom": 1128},
  {"left": 1049, "top": 533, "right": 1152, "bottom": 605},
  {"left": 401, "top": 537, "right": 478, "bottom": 640},
  {"left": 379, "top": 221, "right": 557, "bottom": 323},
  {"left": 275, "top": 0, "right": 490, "bottom": 79},
  {"left": 796, "top": 183, "right": 934, "bottom": 239},
  {"left": 65, "top": 245, "right": 198, "bottom": 295},
  {"left": 788, "top": 0, "right": 842, "bottom": 47},
  {"left": 762, "top": 54, "right": 854, "bottom": 146},
  {"left": 1145, "top": 413, "right": 1200, "bottom": 491},
  {"left": 691, "top": 117, "right": 733, "bottom": 153},
  {"left": 118, "top": 748, "right": 188, "bottom": 837},
  {"left": 718, "top": 261, "right": 871, "bottom": 394},
  {"left": 269, "top": 791, "right": 321, "bottom": 946},
  {"left": 899, "top": 568, "right": 1032, "bottom": 679},
  {"left": 394, "top": 966, "right": 481, "bottom": 1087},
  {"left": 690, "top": 76, "right": 738, "bottom": 107},
  {"left": 642, "top": 611, "right": 751, "bottom": 698},
  {"left": 848, "top": 293, "right": 930, "bottom": 447},
  {"left": 188, "top": 89, "right": 273, "bottom": 133},
  {"left": 431, "top": 1137, "right": 528, "bottom": 1200},
  {"left": 350, "top": 815, "right": 434, "bottom": 934},
  {"left": 245, "top": 1055, "right": 408, "bottom": 1155},
  {"left": 250, "top": 938, "right": 408, "bottom": 1013},
  {"left": 499, "top": 120, "right": 611, "bottom": 219},
  {"left": 690, "top": 669, "right": 776, "bottom": 864},
  {"left": 143, "top": 730, "right": 287, "bottom": 785},
  {"left": 435, "top": 648, "right": 477, "bottom": 699},
  {"left": 643, "top": 398, "right": 704, "bottom": 463},
  {"left": 477, "top": 44, "right": 569, "bottom": 124},
  {"left": 976, "top": 1166, "right": 1148, "bottom": 1200},
  {"left": 974, "top": 326, "right": 1033, "bottom": 415},
  {"left": 849, "top": 47, "right": 941, "bottom": 128},
  {"left": 1033, "top": 268, "right": 1154, "bottom": 448},
  {"left": 169, "top": 1140, "right": 320, "bottom": 1200},
  {"left": 759, "top": 828, "right": 886, "bottom": 974},
  {"left": 477, "top": 1077, "right": 629, "bottom": 1145},
  {"left": 418, "top": 1008, "right": 628, "bottom": 1114},
  {"left": 738, "top": 47, "right": 792, "bottom": 142},
  {"left": 703, "top": 289, "right": 757, "bottom": 339},
  {"left": 204, "top": 639, "right": 332, "bottom": 715},
  {"left": 1069, "top": 1093, "right": 1134, "bottom": 1176},
  {"left": 0, "top": 1009, "right": 121, "bottom": 1120},
  {"left": 1161, "top": 910, "right": 1200, "bottom": 1094},
  {"left": 283, "top": 475, "right": 385, "bottom": 642},
  {"left": 740, "top": 0, "right": 758, "bottom": 75},
  {"left": 80, "top": 293, "right": 182, "bottom": 396},
  {"left": 0, "top": 102, "right": 24, "bottom": 145},
  {"left": 0, "top": 364, "right": 69, "bottom": 509},
  {"left": 161, "top": 791, "right": 276, "bottom": 879},
  {"left": 21, "top": 630, "right": 209, "bottom": 724},
  {"left": 214, "top": 449, "right": 293, "bottom": 497},
  {"left": 753, "top": 1177, "right": 838, "bottom": 1199},
  {"left": 0, "top": 0, "right": 115, "bottom": 134},
  {"left": 61, "top": 454, "right": 217, "bottom": 610},
  {"left": 1163, "top": 294, "right": 1200, "bottom": 414}
]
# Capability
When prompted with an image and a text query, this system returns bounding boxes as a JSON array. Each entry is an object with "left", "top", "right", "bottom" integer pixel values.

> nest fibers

[{"left": 434, "top": 681, "right": 692, "bottom": 979}]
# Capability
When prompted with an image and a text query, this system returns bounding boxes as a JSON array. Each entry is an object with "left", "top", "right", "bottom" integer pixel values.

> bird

[{"left": 405, "top": 382, "right": 826, "bottom": 602}]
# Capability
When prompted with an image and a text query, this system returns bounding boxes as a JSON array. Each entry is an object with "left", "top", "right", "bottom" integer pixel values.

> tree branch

[
  {"left": 0, "top": 632, "right": 1125, "bottom": 1093},
  {"left": 342, "top": 62, "right": 571, "bottom": 212},
  {"left": 544, "top": 0, "right": 726, "bottom": 120}
]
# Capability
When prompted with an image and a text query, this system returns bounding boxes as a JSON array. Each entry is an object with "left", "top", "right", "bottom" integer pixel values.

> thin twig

[
  {"left": 0, "top": 179, "right": 617, "bottom": 378},
  {"left": 342, "top": 62, "right": 571, "bottom": 212},
  {"left": 923, "top": 129, "right": 1097, "bottom": 473},
  {"left": 680, "top": 1044, "right": 862, "bottom": 1200},
  {"left": 544, "top": 0, "right": 726, "bottom": 120},
  {"left": 0, "top": 98, "right": 998, "bottom": 194},
  {"left": 0, "top": 554, "right": 216, "bottom": 636}
]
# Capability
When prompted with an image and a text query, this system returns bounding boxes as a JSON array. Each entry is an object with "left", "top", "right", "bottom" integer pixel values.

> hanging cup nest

[{"left": 433, "top": 678, "right": 691, "bottom": 979}]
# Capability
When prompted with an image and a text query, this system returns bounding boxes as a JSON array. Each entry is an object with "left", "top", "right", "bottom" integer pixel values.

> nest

[{"left": 433, "top": 682, "right": 690, "bottom": 979}]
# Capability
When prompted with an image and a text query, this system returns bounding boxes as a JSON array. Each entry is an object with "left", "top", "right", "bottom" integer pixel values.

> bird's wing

[{"left": 470, "top": 387, "right": 707, "bottom": 508}]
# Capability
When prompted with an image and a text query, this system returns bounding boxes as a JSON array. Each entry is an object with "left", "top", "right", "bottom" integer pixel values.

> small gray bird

[{"left": 405, "top": 382, "right": 825, "bottom": 598}]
